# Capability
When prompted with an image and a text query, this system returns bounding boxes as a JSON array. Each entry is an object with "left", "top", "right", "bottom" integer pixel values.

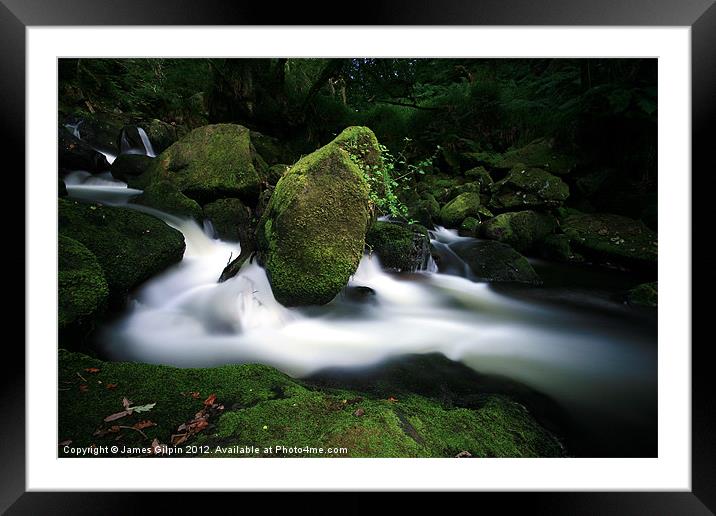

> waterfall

[{"left": 137, "top": 127, "right": 156, "bottom": 157}]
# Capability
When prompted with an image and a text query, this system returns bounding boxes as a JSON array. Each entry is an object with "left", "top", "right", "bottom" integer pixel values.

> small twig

[
  {"left": 76, "top": 372, "right": 87, "bottom": 382},
  {"left": 118, "top": 426, "right": 149, "bottom": 440}
]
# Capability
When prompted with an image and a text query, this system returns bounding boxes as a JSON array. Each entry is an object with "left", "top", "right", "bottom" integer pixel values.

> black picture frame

[{"left": 5, "top": 0, "right": 712, "bottom": 512}]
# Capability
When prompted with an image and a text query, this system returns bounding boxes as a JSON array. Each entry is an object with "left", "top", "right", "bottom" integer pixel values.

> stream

[{"left": 62, "top": 148, "right": 657, "bottom": 458}]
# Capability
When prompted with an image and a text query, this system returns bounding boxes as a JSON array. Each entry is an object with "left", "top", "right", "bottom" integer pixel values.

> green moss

[
  {"left": 59, "top": 198, "right": 185, "bottom": 304},
  {"left": 460, "top": 217, "right": 480, "bottom": 234},
  {"left": 257, "top": 127, "right": 374, "bottom": 306},
  {"left": 451, "top": 240, "right": 541, "bottom": 284},
  {"left": 440, "top": 192, "right": 492, "bottom": 228},
  {"left": 407, "top": 194, "right": 441, "bottom": 227},
  {"left": 365, "top": 221, "right": 430, "bottom": 272},
  {"left": 416, "top": 175, "right": 464, "bottom": 203},
  {"left": 495, "top": 138, "right": 577, "bottom": 175},
  {"left": 57, "top": 351, "right": 561, "bottom": 458},
  {"left": 628, "top": 282, "right": 657, "bottom": 307},
  {"left": 145, "top": 124, "right": 262, "bottom": 204},
  {"left": 490, "top": 166, "right": 569, "bottom": 210},
  {"left": 538, "top": 234, "right": 583, "bottom": 263},
  {"left": 203, "top": 198, "right": 252, "bottom": 242},
  {"left": 464, "top": 166, "right": 493, "bottom": 191},
  {"left": 140, "top": 118, "right": 179, "bottom": 154},
  {"left": 58, "top": 235, "right": 109, "bottom": 331},
  {"left": 560, "top": 211, "right": 658, "bottom": 265},
  {"left": 481, "top": 211, "right": 556, "bottom": 253},
  {"left": 131, "top": 180, "right": 203, "bottom": 221}
]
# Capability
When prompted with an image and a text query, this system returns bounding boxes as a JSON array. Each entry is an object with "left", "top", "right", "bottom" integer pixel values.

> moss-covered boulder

[
  {"left": 494, "top": 138, "right": 577, "bottom": 175},
  {"left": 365, "top": 221, "right": 431, "bottom": 272},
  {"left": 58, "top": 236, "right": 109, "bottom": 334},
  {"left": 58, "top": 350, "right": 562, "bottom": 458},
  {"left": 416, "top": 175, "right": 464, "bottom": 203},
  {"left": 65, "top": 112, "right": 126, "bottom": 154},
  {"left": 460, "top": 216, "right": 480, "bottom": 235},
  {"left": 408, "top": 194, "right": 441, "bottom": 228},
  {"left": 481, "top": 211, "right": 557, "bottom": 253},
  {"left": 144, "top": 124, "right": 263, "bottom": 205},
  {"left": 110, "top": 154, "right": 154, "bottom": 182},
  {"left": 464, "top": 166, "right": 493, "bottom": 191},
  {"left": 439, "top": 192, "right": 492, "bottom": 228},
  {"left": 537, "top": 234, "right": 583, "bottom": 263},
  {"left": 450, "top": 240, "right": 541, "bottom": 284},
  {"left": 257, "top": 127, "right": 375, "bottom": 306},
  {"left": 140, "top": 118, "right": 180, "bottom": 154},
  {"left": 203, "top": 198, "right": 253, "bottom": 242},
  {"left": 490, "top": 166, "right": 569, "bottom": 211},
  {"left": 131, "top": 180, "right": 203, "bottom": 221},
  {"left": 560, "top": 211, "right": 658, "bottom": 267},
  {"left": 250, "top": 130, "right": 295, "bottom": 166},
  {"left": 58, "top": 199, "right": 185, "bottom": 304},
  {"left": 628, "top": 282, "right": 657, "bottom": 307}
]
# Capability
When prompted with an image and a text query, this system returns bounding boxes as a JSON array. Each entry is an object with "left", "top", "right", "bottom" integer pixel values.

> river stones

[
  {"left": 407, "top": 194, "right": 441, "bottom": 228},
  {"left": 489, "top": 166, "right": 569, "bottom": 211},
  {"left": 139, "top": 118, "right": 181, "bottom": 154},
  {"left": 493, "top": 138, "right": 577, "bottom": 175},
  {"left": 58, "top": 198, "right": 185, "bottom": 304},
  {"left": 481, "top": 210, "right": 557, "bottom": 253},
  {"left": 559, "top": 211, "right": 657, "bottom": 267},
  {"left": 365, "top": 221, "right": 431, "bottom": 272},
  {"left": 131, "top": 180, "right": 203, "bottom": 221},
  {"left": 256, "top": 126, "right": 376, "bottom": 306},
  {"left": 143, "top": 124, "right": 263, "bottom": 205},
  {"left": 110, "top": 154, "right": 154, "bottom": 182},
  {"left": 203, "top": 198, "right": 253, "bottom": 242},
  {"left": 439, "top": 192, "right": 493, "bottom": 228},
  {"left": 58, "top": 235, "right": 109, "bottom": 334},
  {"left": 58, "top": 125, "right": 110, "bottom": 174},
  {"left": 450, "top": 240, "right": 541, "bottom": 284},
  {"left": 628, "top": 282, "right": 657, "bottom": 307}
]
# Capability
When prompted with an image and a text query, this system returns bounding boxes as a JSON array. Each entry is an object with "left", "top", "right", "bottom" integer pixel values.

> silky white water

[{"left": 64, "top": 177, "right": 656, "bottom": 454}]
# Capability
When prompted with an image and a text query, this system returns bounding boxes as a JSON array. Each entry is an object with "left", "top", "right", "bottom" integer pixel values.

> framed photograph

[{"left": 6, "top": 0, "right": 712, "bottom": 512}]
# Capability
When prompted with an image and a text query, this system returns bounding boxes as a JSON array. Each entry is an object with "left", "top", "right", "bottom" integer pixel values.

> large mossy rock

[
  {"left": 64, "top": 113, "right": 126, "bottom": 154},
  {"left": 490, "top": 166, "right": 569, "bottom": 211},
  {"left": 365, "top": 221, "right": 431, "bottom": 272},
  {"left": 131, "top": 180, "right": 203, "bottom": 221},
  {"left": 439, "top": 192, "right": 492, "bottom": 228},
  {"left": 481, "top": 211, "right": 557, "bottom": 253},
  {"left": 58, "top": 125, "right": 110, "bottom": 174},
  {"left": 408, "top": 194, "right": 441, "bottom": 228},
  {"left": 58, "top": 350, "right": 563, "bottom": 458},
  {"left": 494, "top": 138, "right": 577, "bottom": 175},
  {"left": 58, "top": 199, "right": 185, "bottom": 303},
  {"left": 143, "top": 124, "right": 263, "bottom": 205},
  {"left": 203, "top": 198, "right": 253, "bottom": 242},
  {"left": 257, "top": 127, "right": 376, "bottom": 306},
  {"left": 58, "top": 235, "right": 109, "bottom": 334},
  {"left": 560, "top": 211, "right": 658, "bottom": 267},
  {"left": 450, "top": 240, "right": 541, "bottom": 284},
  {"left": 110, "top": 154, "right": 155, "bottom": 182},
  {"left": 537, "top": 233, "right": 583, "bottom": 263},
  {"left": 416, "top": 174, "right": 464, "bottom": 203}
]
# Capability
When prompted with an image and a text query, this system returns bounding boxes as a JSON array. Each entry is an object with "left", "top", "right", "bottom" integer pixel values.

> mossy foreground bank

[{"left": 58, "top": 350, "right": 563, "bottom": 458}]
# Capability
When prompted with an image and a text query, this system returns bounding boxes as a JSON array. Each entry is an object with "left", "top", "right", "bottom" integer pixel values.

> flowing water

[{"left": 61, "top": 143, "right": 657, "bottom": 457}]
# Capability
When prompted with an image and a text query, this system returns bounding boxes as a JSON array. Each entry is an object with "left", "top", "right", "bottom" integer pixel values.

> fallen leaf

[
  {"left": 105, "top": 383, "right": 118, "bottom": 390},
  {"left": 455, "top": 450, "right": 473, "bottom": 458},
  {"left": 58, "top": 439, "right": 72, "bottom": 446},
  {"left": 133, "top": 420, "right": 157, "bottom": 430},
  {"left": 130, "top": 403, "right": 156, "bottom": 414},
  {"left": 79, "top": 384, "right": 88, "bottom": 393},
  {"left": 387, "top": 396, "right": 399, "bottom": 403},
  {"left": 353, "top": 408, "right": 365, "bottom": 417},
  {"left": 85, "top": 367, "right": 100, "bottom": 374},
  {"left": 104, "top": 410, "right": 130, "bottom": 422},
  {"left": 122, "top": 397, "right": 132, "bottom": 410},
  {"left": 203, "top": 393, "right": 217, "bottom": 407},
  {"left": 190, "top": 391, "right": 200, "bottom": 399}
]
